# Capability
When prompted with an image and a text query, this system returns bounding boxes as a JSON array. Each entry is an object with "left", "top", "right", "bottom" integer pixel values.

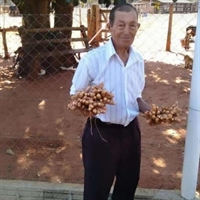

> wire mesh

[{"left": 0, "top": 2, "right": 198, "bottom": 186}]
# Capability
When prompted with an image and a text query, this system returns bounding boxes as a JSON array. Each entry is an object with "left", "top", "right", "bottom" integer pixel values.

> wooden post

[
  {"left": 101, "top": 9, "right": 109, "bottom": 41},
  {"left": 2, "top": 28, "right": 9, "bottom": 59},
  {"left": 105, "top": 11, "right": 108, "bottom": 40},
  {"left": 95, "top": 5, "right": 100, "bottom": 46},
  {"left": 87, "top": 8, "right": 91, "bottom": 28},
  {"left": 87, "top": 8, "right": 91, "bottom": 38},
  {"left": 87, "top": 4, "right": 101, "bottom": 47},
  {"left": 87, "top": 5, "right": 96, "bottom": 42},
  {"left": 166, "top": 3, "right": 174, "bottom": 51},
  {"left": 80, "top": 25, "right": 89, "bottom": 48}
]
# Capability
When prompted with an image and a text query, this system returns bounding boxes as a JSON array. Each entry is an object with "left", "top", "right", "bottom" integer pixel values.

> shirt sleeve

[
  {"left": 137, "top": 93, "right": 142, "bottom": 98},
  {"left": 137, "top": 58, "right": 145, "bottom": 98},
  {"left": 70, "top": 56, "right": 92, "bottom": 95}
]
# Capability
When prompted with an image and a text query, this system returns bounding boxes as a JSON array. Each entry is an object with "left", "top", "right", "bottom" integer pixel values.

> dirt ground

[{"left": 0, "top": 54, "right": 200, "bottom": 192}]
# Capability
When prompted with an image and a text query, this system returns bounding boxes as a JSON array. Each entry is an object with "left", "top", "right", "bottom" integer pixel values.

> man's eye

[
  {"left": 118, "top": 24, "right": 124, "bottom": 28},
  {"left": 130, "top": 24, "right": 137, "bottom": 29}
]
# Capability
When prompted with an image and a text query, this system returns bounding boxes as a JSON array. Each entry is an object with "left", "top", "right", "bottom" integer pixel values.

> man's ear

[{"left": 138, "top": 23, "right": 141, "bottom": 29}]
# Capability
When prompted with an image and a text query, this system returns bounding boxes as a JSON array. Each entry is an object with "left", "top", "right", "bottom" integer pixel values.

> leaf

[
  {"left": 114, "top": 0, "right": 126, "bottom": 5},
  {"left": 80, "top": 0, "right": 87, "bottom": 3},
  {"left": 98, "top": 0, "right": 105, "bottom": 4},
  {"left": 66, "top": 0, "right": 73, "bottom": 3},
  {"left": 105, "top": 0, "right": 111, "bottom": 7},
  {"left": 73, "top": 0, "right": 79, "bottom": 6}
]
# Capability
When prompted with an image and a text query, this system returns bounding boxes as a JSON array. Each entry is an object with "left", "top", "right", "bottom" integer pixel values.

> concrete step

[{"left": 0, "top": 179, "right": 199, "bottom": 200}]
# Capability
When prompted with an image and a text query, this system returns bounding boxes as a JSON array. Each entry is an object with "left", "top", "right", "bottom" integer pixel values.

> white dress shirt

[{"left": 70, "top": 38, "right": 145, "bottom": 126}]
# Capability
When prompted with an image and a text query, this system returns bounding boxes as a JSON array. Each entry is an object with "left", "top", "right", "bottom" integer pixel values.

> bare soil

[{"left": 0, "top": 56, "right": 199, "bottom": 192}]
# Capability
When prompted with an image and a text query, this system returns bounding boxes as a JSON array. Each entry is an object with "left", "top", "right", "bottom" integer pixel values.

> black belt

[{"left": 90, "top": 117, "right": 124, "bottom": 127}]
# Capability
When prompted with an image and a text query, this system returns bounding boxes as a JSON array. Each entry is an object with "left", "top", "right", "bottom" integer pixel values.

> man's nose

[{"left": 124, "top": 25, "right": 130, "bottom": 33}]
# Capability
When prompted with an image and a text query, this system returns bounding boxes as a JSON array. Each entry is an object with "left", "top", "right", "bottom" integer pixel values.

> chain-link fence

[{"left": 0, "top": 1, "right": 198, "bottom": 189}]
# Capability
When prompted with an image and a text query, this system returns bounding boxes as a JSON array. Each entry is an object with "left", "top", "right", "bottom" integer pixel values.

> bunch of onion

[
  {"left": 142, "top": 102, "right": 182, "bottom": 125},
  {"left": 67, "top": 83, "right": 115, "bottom": 117}
]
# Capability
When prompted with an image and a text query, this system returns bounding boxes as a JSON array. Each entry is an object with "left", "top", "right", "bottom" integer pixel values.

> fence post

[
  {"left": 87, "top": 8, "right": 91, "bottom": 30},
  {"left": 87, "top": 4, "right": 100, "bottom": 46},
  {"left": 181, "top": 0, "right": 200, "bottom": 199},
  {"left": 166, "top": 3, "right": 174, "bottom": 51},
  {"left": 95, "top": 4, "right": 100, "bottom": 46}
]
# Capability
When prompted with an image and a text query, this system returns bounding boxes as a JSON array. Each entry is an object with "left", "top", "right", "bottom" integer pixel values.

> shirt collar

[
  {"left": 105, "top": 38, "right": 116, "bottom": 60},
  {"left": 105, "top": 38, "right": 142, "bottom": 64}
]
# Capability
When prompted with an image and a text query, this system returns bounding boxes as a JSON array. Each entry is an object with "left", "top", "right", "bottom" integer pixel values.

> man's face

[{"left": 108, "top": 10, "right": 140, "bottom": 49}]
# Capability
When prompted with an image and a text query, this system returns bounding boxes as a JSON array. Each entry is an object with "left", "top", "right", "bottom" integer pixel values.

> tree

[
  {"left": 10, "top": 0, "right": 75, "bottom": 78},
  {"left": 11, "top": 0, "right": 124, "bottom": 79}
]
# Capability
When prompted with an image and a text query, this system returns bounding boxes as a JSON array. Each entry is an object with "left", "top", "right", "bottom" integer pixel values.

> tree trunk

[
  {"left": 18, "top": 0, "right": 50, "bottom": 28},
  {"left": 12, "top": 0, "right": 51, "bottom": 79},
  {"left": 12, "top": 0, "right": 77, "bottom": 79},
  {"left": 52, "top": 0, "right": 78, "bottom": 69}
]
